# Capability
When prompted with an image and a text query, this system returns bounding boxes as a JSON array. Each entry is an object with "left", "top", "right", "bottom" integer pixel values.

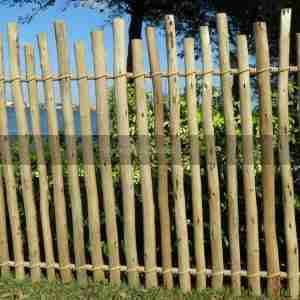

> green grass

[{"left": 0, "top": 277, "right": 288, "bottom": 299}]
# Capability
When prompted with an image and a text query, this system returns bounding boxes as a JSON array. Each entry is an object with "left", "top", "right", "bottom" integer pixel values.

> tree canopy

[{"left": 1, "top": 0, "right": 300, "bottom": 68}]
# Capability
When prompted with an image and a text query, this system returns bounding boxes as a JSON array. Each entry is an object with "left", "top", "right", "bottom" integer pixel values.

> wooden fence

[{"left": 0, "top": 7, "right": 299, "bottom": 298}]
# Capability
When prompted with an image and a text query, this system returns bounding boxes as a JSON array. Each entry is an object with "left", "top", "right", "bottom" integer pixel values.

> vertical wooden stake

[
  {"left": 278, "top": 8, "right": 299, "bottom": 298},
  {"left": 132, "top": 39, "right": 158, "bottom": 288},
  {"left": 54, "top": 21, "right": 87, "bottom": 284},
  {"left": 255, "top": 21, "right": 280, "bottom": 296},
  {"left": 24, "top": 44, "right": 56, "bottom": 280},
  {"left": 199, "top": 25, "right": 224, "bottom": 289},
  {"left": 237, "top": 34, "right": 261, "bottom": 295},
  {"left": 217, "top": 13, "right": 241, "bottom": 294},
  {"left": 91, "top": 30, "right": 121, "bottom": 284},
  {"left": 74, "top": 40, "right": 105, "bottom": 281},
  {"left": 297, "top": 33, "right": 300, "bottom": 127},
  {"left": 113, "top": 17, "right": 140, "bottom": 287},
  {"left": 8, "top": 23, "right": 41, "bottom": 282},
  {"left": 146, "top": 26, "right": 173, "bottom": 289},
  {"left": 184, "top": 37, "right": 206, "bottom": 289},
  {"left": 0, "top": 170, "right": 10, "bottom": 276},
  {"left": 0, "top": 33, "right": 23, "bottom": 279},
  {"left": 38, "top": 32, "right": 72, "bottom": 282},
  {"left": 165, "top": 15, "right": 191, "bottom": 292}
]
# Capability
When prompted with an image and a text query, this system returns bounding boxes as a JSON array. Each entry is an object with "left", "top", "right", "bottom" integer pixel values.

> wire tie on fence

[
  {"left": 185, "top": 71, "right": 197, "bottom": 77},
  {"left": 26, "top": 76, "right": 37, "bottom": 82},
  {"left": 132, "top": 72, "right": 146, "bottom": 80},
  {"left": 42, "top": 75, "right": 53, "bottom": 81},
  {"left": 14, "top": 262, "right": 25, "bottom": 268},
  {"left": 110, "top": 266, "right": 121, "bottom": 272},
  {"left": 247, "top": 272, "right": 260, "bottom": 278},
  {"left": 94, "top": 74, "right": 108, "bottom": 80},
  {"left": 77, "top": 265, "right": 88, "bottom": 271},
  {"left": 127, "top": 267, "right": 138, "bottom": 273},
  {"left": 60, "top": 264, "right": 73, "bottom": 271},
  {"left": 219, "top": 70, "right": 232, "bottom": 76},
  {"left": 77, "top": 74, "right": 89, "bottom": 81},
  {"left": 237, "top": 68, "right": 251, "bottom": 75},
  {"left": 267, "top": 272, "right": 281, "bottom": 279},
  {"left": 114, "top": 73, "right": 129, "bottom": 79},
  {"left": 231, "top": 271, "right": 241, "bottom": 276},
  {"left": 150, "top": 71, "right": 162, "bottom": 78},
  {"left": 45, "top": 263, "right": 56, "bottom": 269},
  {"left": 9, "top": 76, "right": 22, "bottom": 83},
  {"left": 277, "top": 67, "right": 290, "bottom": 73},
  {"left": 256, "top": 67, "right": 271, "bottom": 75},
  {"left": 178, "top": 269, "right": 190, "bottom": 275},
  {"left": 196, "top": 269, "right": 206, "bottom": 275},
  {"left": 57, "top": 73, "right": 72, "bottom": 81},
  {"left": 199, "top": 70, "right": 214, "bottom": 77},
  {"left": 212, "top": 271, "right": 224, "bottom": 277},
  {"left": 162, "top": 268, "right": 172, "bottom": 274},
  {"left": 0, "top": 262, "right": 10, "bottom": 267},
  {"left": 144, "top": 267, "right": 157, "bottom": 274},
  {"left": 30, "top": 263, "right": 42, "bottom": 269},
  {"left": 92, "top": 265, "right": 105, "bottom": 271},
  {"left": 0, "top": 77, "right": 4, "bottom": 82},
  {"left": 166, "top": 71, "right": 178, "bottom": 77}
]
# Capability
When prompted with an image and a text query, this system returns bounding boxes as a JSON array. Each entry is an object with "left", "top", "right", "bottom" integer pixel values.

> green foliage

[{"left": 4, "top": 80, "right": 300, "bottom": 276}]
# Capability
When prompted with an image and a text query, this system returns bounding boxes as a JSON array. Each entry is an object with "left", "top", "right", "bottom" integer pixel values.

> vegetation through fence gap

[{"left": 0, "top": 8, "right": 299, "bottom": 298}]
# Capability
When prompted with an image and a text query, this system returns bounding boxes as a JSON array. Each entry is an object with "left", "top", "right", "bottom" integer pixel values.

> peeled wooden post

[
  {"left": 199, "top": 25, "right": 224, "bottom": 289},
  {"left": 278, "top": 9, "right": 299, "bottom": 298},
  {"left": 145, "top": 26, "right": 173, "bottom": 289},
  {"left": 74, "top": 40, "right": 105, "bottom": 281},
  {"left": 0, "top": 33, "right": 24, "bottom": 280},
  {"left": 132, "top": 39, "right": 158, "bottom": 288},
  {"left": 237, "top": 34, "right": 261, "bottom": 295},
  {"left": 0, "top": 171, "right": 10, "bottom": 276},
  {"left": 217, "top": 14, "right": 241, "bottom": 294},
  {"left": 113, "top": 17, "right": 139, "bottom": 287},
  {"left": 297, "top": 33, "right": 300, "bottom": 127},
  {"left": 91, "top": 30, "right": 121, "bottom": 284},
  {"left": 8, "top": 23, "right": 41, "bottom": 282},
  {"left": 255, "top": 21, "right": 280, "bottom": 296},
  {"left": 54, "top": 21, "right": 87, "bottom": 284},
  {"left": 37, "top": 32, "right": 72, "bottom": 282},
  {"left": 24, "top": 44, "right": 55, "bottom": 281},
  {"left": 184, "top": 37, "right": 206, "bottom": 289},
  {"left": 165, "top": 15, "right": 191, "bottom": 292}
]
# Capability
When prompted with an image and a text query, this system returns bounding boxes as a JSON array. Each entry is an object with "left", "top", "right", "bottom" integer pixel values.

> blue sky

[{"left": 0, "top": 2, "right": 182, "bottom": 104}]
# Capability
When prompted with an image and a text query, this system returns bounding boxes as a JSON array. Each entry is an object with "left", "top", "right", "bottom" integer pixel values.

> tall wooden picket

[
  {"left": 37, "top": 32, "right": 72, "bottom": 282},
  {"left": 165, "top": 15, "right": 191, "bottom": 292},
  {"left": 24, "top": 44, "right": 56, "bottom": 281},
  {"left": 0, "top": 33, "right": 24, "bottom": 280},
  {"left": 132, "top": 39, "right": 158, "bottom": 288},
  {"left": 91, "top": 30, "right": 121, "bottom": 284},
  {"left": 237, "top": 35, "right": 261, "bottom": 295},
  {"left": 113, "top": 17, "right": 140, "bottom": 287},
  {"left": 146, "top": 26, "right": 173, "bottom": 289},
  {"left": 184, "top": 37, "right": 206, "bottom": 289},
  {"left": 8, "top": 23, "right": 41, "bottom": 282},
  {"left": 74, "top": 40, "right": 105, "bottom": 281},
  {"left": 255, "top": 21, "right": 281, "bottom": 296},
  {"left": 217, "top": 13, "right": 241, "bottom": 294},
  {"left": 277, "top": 9, "right": 299, "bottom": 298},
  {"left": 54, "top": 21, "right": 87, "bottom": 284},
  {"left": 199, "top": 25, "right": 224, "bottom": 289}
]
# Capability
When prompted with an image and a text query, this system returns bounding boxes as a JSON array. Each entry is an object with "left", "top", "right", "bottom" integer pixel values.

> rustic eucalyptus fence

[{"left": 0, "top": 7, "right": 299, "bottom": 298}]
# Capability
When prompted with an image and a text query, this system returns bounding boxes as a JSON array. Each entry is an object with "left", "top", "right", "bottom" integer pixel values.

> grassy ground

[{"left": 0, "top": 277, "right": 288, "bottom": 299}]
